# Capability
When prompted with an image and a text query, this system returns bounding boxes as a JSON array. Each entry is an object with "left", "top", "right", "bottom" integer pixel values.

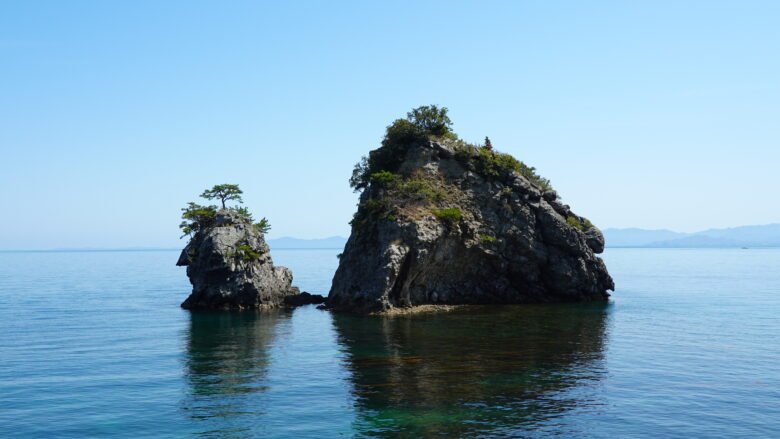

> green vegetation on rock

[
  {"left": 179, "top": 184, "right": 271, "bottom": 237},
  {"left": 367, "top": 170, "right": 445, "bottom": 202},
  {"left": 453, "top": 144, "right": 552, "bottom": 191},
  {"left": 361, "top": 198, "right": 392, "bottom": 216},
  {"left": 346, "top": 106, "right": 556, "bottom": 234},
  {"left": 566, "top": 216, "right": 593, "bottom": 231},
  {"left": 480, "top": 234, "right": 497, "bottom": 242},
  {"left": 396, "top": 179, "right": 445, "bottom": 202},
  {"left": 350, "top": 105, "right": 552, "bottom": 194},
  {"left": 566, "top": 216, "right": 583, "bottom": 230},
  {"left": 254, "top": 218, "right": 271, "bottom": 234},
  {"left": 584, "top": 218, "right": 594, "bottom": 229},
  {"left": 406, "top": 105, "right": 457, "bottom": 139},
  {"left": 233, "top": 206, "right": 252, "bottom": 218},
  {"left": 432, "top": 207, "right": 462, "bottom": 223},
  {"left": 368, "top": 170, "right": 401, "bottom": 188},
  {"left": 350, "top": 105, "right": 456, "bottom": 191},
  {"left": 179, "top": 202, "right": 218, "bottom": 237},
  {"left": 349, "top": 170, "right": 454, "bottom": 228},
  {"left": 233, "top": 244, "right": 262, "bottom": 261},
  {"left": 349, "top": 198, "right": 392, "bottom": 227}
]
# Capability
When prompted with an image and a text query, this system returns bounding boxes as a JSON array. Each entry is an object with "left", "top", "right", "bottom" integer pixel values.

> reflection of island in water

[
  {"left": 332, "top": 303, "right": 611, "bottom": 437},
  {"left": 181, "top": 310, "right": 290, "bottom": 436}
]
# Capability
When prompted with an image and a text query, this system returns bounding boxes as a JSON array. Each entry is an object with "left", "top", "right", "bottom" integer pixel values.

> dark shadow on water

[
  {"left": 181, "top": 310, "right": 291, "bottom": 437},
  {"left": 332, "top": 303, "right": 611, "bottom": 438}
]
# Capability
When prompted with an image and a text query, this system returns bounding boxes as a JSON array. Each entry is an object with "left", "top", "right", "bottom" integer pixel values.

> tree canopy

[
  {"left": 350, "top": 105, "right": 457, "bottom": 191},
  {"left": 484, "top": 136, "right": 493, "bottom": 151},
  {"left": 406, "top": 105, "right": 455, "bottom": 138},
  {"left": 200, "top": 184, "right": 243, "bottom": 209},
  {"left": 179, "top": 202, "right": 218, "bottom": 237}
]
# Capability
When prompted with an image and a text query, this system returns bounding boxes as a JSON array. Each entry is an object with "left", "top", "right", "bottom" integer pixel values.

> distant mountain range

[
  {"left": 7, "top": 224, "right": 779, "bottom": 252},
  {"left": 603, "top": 223, "right": 780, "bottom": 248},
  {"left": 270, "top": 224, "right": 780, "bottom": 249},
  {"left": 267, "top": 236, "right": 347, "bottom": 249}
]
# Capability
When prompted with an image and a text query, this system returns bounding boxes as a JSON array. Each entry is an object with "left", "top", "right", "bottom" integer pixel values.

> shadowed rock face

[
  {"left": 177, "top": 211, "right": 299, "bottom": 310},
  {"left": 329, "top": 141, "right": 614, "bottom": 314}
]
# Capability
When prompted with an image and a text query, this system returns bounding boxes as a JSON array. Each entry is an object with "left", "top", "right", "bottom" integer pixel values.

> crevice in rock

[{"left": 389, "top": 251, "right": 414, "bottom": 307}]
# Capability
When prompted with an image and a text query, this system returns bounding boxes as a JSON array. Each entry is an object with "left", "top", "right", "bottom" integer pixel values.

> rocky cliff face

[
  {"left": 328, "top": 141, "right": 614, "bottom": 314},
  {"left": 177, "top": 211, "right": 299, "bottom": 309}
]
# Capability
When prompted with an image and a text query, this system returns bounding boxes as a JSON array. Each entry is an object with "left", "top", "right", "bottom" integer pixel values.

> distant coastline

[
  {"left": 4, "top": 224, "right": 780, "bottom": 251},
  {"left": 603, "top": 223, "right": 780, "bottom": 248},
  {"left": 266, "top": 236, "right": 347, "bottom": 249},
  {"left": 0, "top": 237, "right": 349, "bottom": 252},
  {"left": 0, "top": 248, "right": 181, "bottom": 253}
]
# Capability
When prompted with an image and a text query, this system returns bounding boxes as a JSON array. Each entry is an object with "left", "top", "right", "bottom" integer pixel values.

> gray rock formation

[
  {"left": 328, "top": 141, "right": 614, "bottom": 314},
  {"left": 177, "top": 210, "right": 299, "bottom": 310}
]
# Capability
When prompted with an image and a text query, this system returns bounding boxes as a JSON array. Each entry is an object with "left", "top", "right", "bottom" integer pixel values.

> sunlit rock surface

[
  {"left": 177, "top": 211, "right": 299, "bottom": 309},
  {"left": 329, "top": 141, "right": 614, "bottom": 314}
]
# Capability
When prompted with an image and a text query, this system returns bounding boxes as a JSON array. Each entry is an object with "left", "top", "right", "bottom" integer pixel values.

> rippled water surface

[{"left": 1, "top": 248, "right": 778, "bottom": 438}]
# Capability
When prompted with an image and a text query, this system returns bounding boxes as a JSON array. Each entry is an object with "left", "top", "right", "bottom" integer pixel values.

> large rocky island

[
  {"left": 176, "top": 185, "right": 301, "bottom": 310},
  {"left": 328, "top": 106, "right": 614, "bottom": 314}
]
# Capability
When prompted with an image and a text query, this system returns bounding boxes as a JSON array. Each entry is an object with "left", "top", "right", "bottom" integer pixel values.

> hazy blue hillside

[
  {"left": 695, "top": 224, "right": 780, "bottom": 244},
  {"left": 605, "top": 224, "right": 780, "bottom": 248},
  {"left": 267, "top": 236, "right": 347, "bottom": 249}
]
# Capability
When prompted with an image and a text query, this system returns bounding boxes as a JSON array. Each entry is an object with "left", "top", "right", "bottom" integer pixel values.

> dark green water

[
  {"left": 1, "top": 248, "right": 779, "bottom": 437},
  {"left": 332, "top": 304, "right": 609, "bottom": 437}
]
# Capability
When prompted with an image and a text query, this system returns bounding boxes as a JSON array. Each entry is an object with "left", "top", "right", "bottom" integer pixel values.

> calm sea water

[{"left": 0, "top": 248, "right": 778, "bottom": 438}]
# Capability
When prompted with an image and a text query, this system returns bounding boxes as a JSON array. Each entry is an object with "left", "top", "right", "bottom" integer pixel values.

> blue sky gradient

[{"left": 2, "top": 1, "right": 779, "bottom": 249}]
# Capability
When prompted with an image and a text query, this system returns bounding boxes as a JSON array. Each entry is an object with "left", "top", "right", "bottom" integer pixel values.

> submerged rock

[
  {"left": 177, "top": 210, "right": 299, "bottom": 310},
  {"left": 328, "top": 140, "right": 614, "bottom": 314}
]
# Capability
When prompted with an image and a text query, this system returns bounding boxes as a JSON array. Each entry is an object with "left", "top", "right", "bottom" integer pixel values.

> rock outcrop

[
  {"left": 283, "top": 291, "right": 327, "bottom": 307},
  {"left": 177, "top": 210, "right": 299, "bottom": 309},
  {"left": 328, "top": 140, "right": 614, "bottom": 314}
]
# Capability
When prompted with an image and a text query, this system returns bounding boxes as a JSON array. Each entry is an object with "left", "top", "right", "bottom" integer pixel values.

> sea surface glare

[{"left": 0, "top": 248, "right": 778, "bottom": 438}]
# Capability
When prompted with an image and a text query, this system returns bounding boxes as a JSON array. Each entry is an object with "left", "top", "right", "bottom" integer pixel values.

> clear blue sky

[{"left": 2, "top": 1, "right": 779, "bottom": 249}]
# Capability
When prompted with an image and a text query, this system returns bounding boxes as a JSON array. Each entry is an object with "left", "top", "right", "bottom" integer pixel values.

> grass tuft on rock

[
  {"left": 566, "top": 216, "right": 593, "bottom": 231},
  {"left": 433, "top": 208, "right": 462, "bottom": 223}
]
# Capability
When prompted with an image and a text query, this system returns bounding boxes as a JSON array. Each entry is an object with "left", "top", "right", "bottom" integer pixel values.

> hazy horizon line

[{"left": 3, "top": 220, "right": 780, "bottom": 252}]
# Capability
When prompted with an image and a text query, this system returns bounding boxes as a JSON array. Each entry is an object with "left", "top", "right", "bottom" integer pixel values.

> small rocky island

[
  {"left": 328, "top": 106, "right": 614, "bottom": 314},
  {"left": 176, "top": 184, "right": 308, "bottom": 310}
]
